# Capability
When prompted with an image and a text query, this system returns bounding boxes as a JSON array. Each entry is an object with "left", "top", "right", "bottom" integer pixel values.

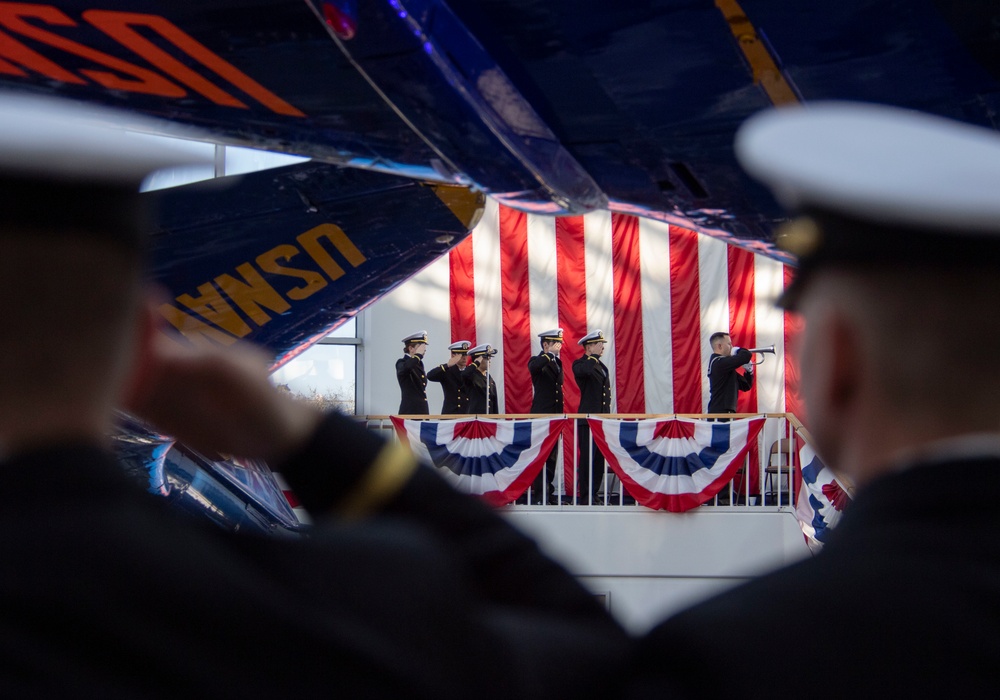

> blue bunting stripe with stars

[
  {"left": 391, "top": 416, "right": 569, "bottom": 506},
  {"left": 589, "top": 416, "right": 765, "bottom": 511}
]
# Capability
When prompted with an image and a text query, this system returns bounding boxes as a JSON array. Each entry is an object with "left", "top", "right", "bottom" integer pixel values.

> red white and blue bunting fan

[
  {"left": 793, "top": 440, "right": 851, "bottom": 552},
  {"left": 588, "top": 416, "right": 765, "bottom": 512},
  {"left": 390, "top": 416, "right": 568, "bottom": 506}
]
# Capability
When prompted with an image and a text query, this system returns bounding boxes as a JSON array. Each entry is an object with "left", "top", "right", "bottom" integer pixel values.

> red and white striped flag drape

[{"left": 449, "top": 200, "right": 803, "bottom": 417}]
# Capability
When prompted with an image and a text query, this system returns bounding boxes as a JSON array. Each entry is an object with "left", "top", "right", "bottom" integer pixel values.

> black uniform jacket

[
  {"left": 0, "top": 413, "right": 628, "bottom": 698},
  {"left": 630, "top": 455, "right": 1000, "bottom": 699},
  {"left": 528, "top": 352, "right": 564, "bottom": 413},
  {"left": 706, "top": 349, "right": 753, "bottom": 413},
  {"left": 572, "top": 355, "right": 611, "bottom": 413},
  {"left": 426, "top": 362, "right": 467, "bottom": 414},
  {"left": 396, "top": 354, "right": 429, "bottom": 414},
  {"left": 463, "top": 365, "right": 498, "bottom": 414}
]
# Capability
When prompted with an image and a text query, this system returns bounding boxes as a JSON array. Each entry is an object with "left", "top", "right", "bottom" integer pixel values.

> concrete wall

[
  {"left": 504, "top": 507, "right": 810, "bottom": 633},
  {"left": 359, "top": 255, "right": 452, "bottom": 415}
]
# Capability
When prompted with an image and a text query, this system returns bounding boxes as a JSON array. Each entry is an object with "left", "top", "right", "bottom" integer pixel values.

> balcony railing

[{"left": 360, "top": 413, "right": 816, "bottom": 510}]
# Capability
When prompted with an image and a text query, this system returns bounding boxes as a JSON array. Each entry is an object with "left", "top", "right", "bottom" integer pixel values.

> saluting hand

[{"left": 121, "top": 293, "right": 322, "bottom": 465}]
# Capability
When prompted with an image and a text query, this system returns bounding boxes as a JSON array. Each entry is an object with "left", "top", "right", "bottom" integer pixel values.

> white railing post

[
  {"left": 576, "top": 417, "right": 584, "bottom": 506},
  {"left": 786, "top": 416, "right": 794, "bottom": 508},
  {"left": 774, "top": 416, "right": 781, "bottom": 507}
]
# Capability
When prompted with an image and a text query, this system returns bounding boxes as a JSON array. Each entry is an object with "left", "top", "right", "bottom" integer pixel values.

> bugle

[{"left": 746, "top": 345, "right": 775, "bottom": 365}]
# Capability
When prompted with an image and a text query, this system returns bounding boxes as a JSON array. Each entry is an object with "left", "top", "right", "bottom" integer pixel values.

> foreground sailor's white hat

[
  {"left": 468, "top": 344, "right": 497, "bottom": 358},
  {"left": 0, "top": 91, "right": 208, "bottom": 186},
  {"left": 735, "top": 101, "right": 1000, "bottom": 307},
  {"left": 578, "top": 330, "right": 606, "bottom": 345},
  {"left": 538, "top": 328, "right": 564, "bottom": 342},
  {"left": 448, "top": 340, "right": 471, "bottom": 353},
  {"left": 0, "top": 92, "right": 212, "bottom": 245},
  {"left": 401, "top": 331, "right": 428, "bottom": 345}
]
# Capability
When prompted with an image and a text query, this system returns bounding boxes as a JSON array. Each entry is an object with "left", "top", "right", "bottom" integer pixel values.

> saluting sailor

[
  {"left": 427, "top": 340, "right": 471, "bottom": 414},
  {"left": 525, "top": 328, "right": 565, "bottom": 504},
  {"left": 396, "top": 331, "right": 429, "bottom": 415},
  {"left": 573, "top": 330, "right": 612, "bottom": 504},
  {"left": 464, "top": 344, "right": 499, "bottom": 414},
  {"left": 0, "top": 93, "right": 630, "bottom": 696},
  {"left": 529, "top": 329, "right": 565, "bottom": 413}
]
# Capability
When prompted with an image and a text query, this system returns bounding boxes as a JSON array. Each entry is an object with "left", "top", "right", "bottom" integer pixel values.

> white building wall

[
  {"left": 360, "top": 254, "right": 452, "bottom": 416},
  {"left": 506, "top": 508, "right": 810, "bottom": 633}
]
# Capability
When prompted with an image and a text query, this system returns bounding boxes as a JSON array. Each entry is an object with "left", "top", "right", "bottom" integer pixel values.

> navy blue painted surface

[
  {"left": 1, "top": 0, "right": 998, "bottom": 253},
  {"left": 328, "top": 0, "right": 606, "bottom": 212},
  {"left": 136, "top": 163, "right": 478, "bottom": 532},
  {"left": 447, "top": 0, "right": 1000, "bottom": 240},
  {"left": 144, "top": 161, "right": 478, "bottom": 365},
  {"left": 0, "top": 1, "right": 442, "bottom": 175}
]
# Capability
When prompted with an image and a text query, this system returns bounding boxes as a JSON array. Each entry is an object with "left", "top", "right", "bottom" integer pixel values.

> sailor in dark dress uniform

[
  {"left": 706, "top": 331, "right": 754, "bottom": 414},
  {"left": 524, "top": 328, "right": 565, "bottom": 504},
  {"left": 427, "top": 340, "right": 471, "bottom": 414},
  {"left": 572, "top": 330, "right": 612, "bottom": 504},
  {"left": 464, "top": 344, "right": 499, "bottom": 414},
  {"left": 633, "top": 102, "right": 1000, "bottom": 698},
  {"left": 396, "top": 331, "right": 429, "bottom": 414},
  {"left": 0, "top": 92, "right": 631, "bottom": 700}
]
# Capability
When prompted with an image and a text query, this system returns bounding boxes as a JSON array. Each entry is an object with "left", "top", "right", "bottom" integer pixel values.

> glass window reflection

[
  {"left": 271, "top": 344, "right": 356, "bottom": 414},
  {"left": 225, "top": 146, "right": 308, "bottom": 176}
]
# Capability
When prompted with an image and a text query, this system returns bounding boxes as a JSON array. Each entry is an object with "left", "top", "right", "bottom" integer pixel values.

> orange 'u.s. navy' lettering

[
  {"left": 160, "top": 224, "right": 366, "bottom": 345},
  {"left": 0, "top": 3, "right": 304, "bottom": 115}
]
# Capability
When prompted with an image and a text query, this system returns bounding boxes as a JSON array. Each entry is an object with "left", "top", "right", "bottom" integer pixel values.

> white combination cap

[
  {"left": 401, "top": 331, "right": 429, "bottom": 344},
  {"left": 468, "top": 344, "right": 497, "bottom": 358},
  {"left": 0, "top": 91, "right": 210, "bottom": 187},
  {"left": 735, "top": 101, "right": 1000, "bottom": 234},
  {"left": 734, "top": 102, "right": 1000, "bottom": 307},
  {"left": 577, "top": 330, "right": 606, "bottom": 345},
  {"left": 0, "top": 91, "right": 212, "bottom": 246}
]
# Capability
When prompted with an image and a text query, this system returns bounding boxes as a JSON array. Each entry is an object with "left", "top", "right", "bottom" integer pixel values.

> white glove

[{"left": 743, "top": 363, "right": 754, "bottom": 373}]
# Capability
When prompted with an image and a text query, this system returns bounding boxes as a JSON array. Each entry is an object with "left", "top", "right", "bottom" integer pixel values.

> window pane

[
  {"left": 225, "top": 146, "right": 308, "bottom": 176},
  {"left": 327, "top": 317, "right": 357, "bottom": 338},
  {"left": 271, "top": 344, "right": 356, "bottom": 414},
  {"left": 130, "top": 133, "right": 216, "bottom": 191}
]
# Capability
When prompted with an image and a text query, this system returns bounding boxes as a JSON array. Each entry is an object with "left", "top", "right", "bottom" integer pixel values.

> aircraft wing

[
  {"left": 124, "top": 164, "right": 482, "bottom": 535},
  {"left": 144, "top": 161, "right": 483, "bottom": 367},
  {"left": 1, "top": 0, "right": 998, "bottom": 259}
]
